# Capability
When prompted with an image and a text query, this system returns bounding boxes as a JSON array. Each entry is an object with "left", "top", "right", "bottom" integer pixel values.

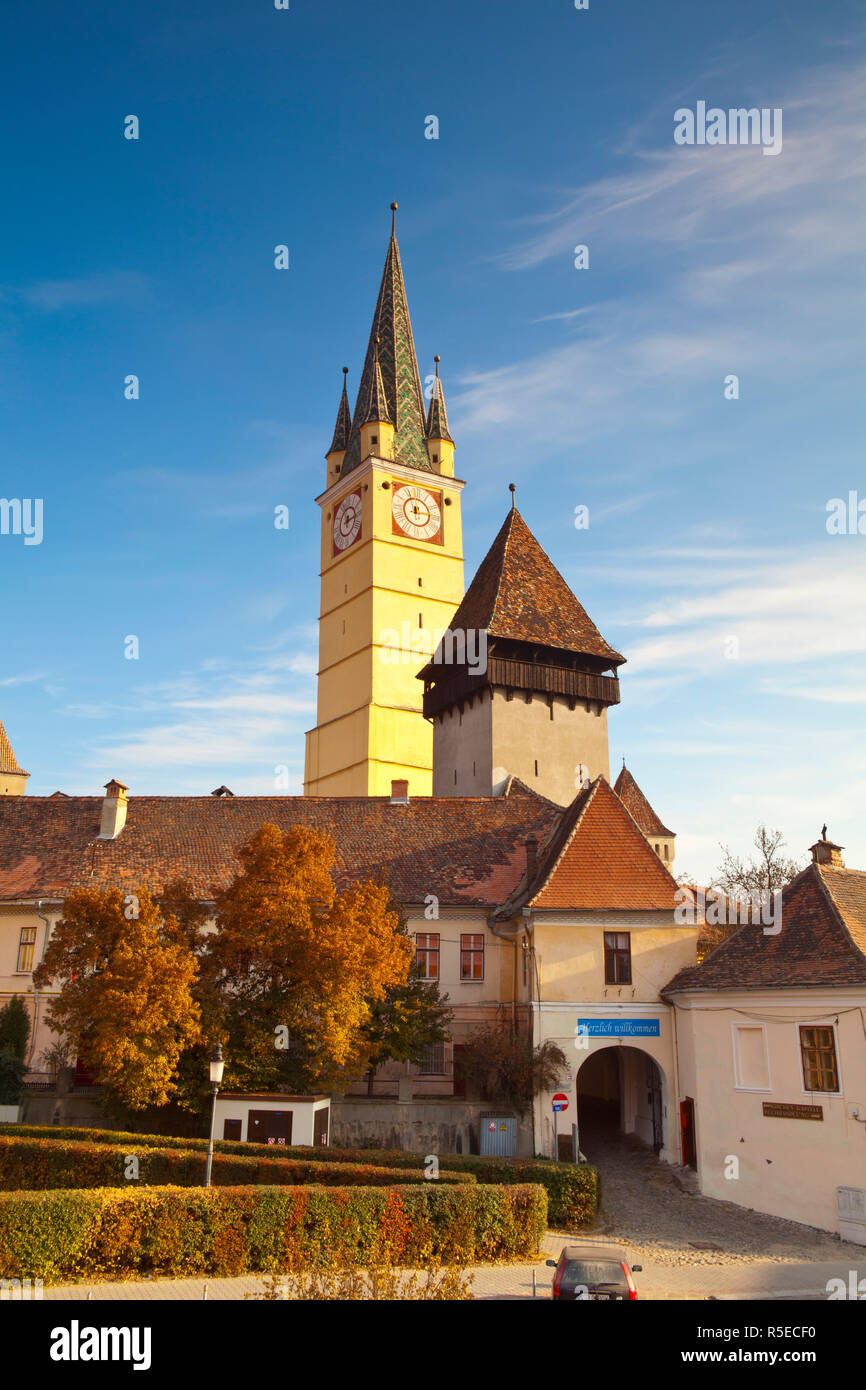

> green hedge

[
  {"left": 1, "top": 1124, "right": 598, "bottom": 1228},
  {"left": 0, "top": 1183, "right": 547, "bottom": 1283},
  {"left": 0, "top": 1136, "right": 474, "bottom": 1192}
]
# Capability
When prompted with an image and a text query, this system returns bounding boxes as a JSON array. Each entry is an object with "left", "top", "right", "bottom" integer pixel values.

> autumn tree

[
  {"left": 0, "top": 995, "right": 30, "bottom": 1061},
  {"left": 33, "top": 887, "right": 201, "bottom": 1110},
  {"left": 201, "top": 824, "right": 414, "bottom": 1094},
  {"left": 457, "top": 1023, "right": 568, "bottom": 1117},
  {"left": 361, "top": 919, "right": 453, "bottom": 1094},
  {"left": 693, "top": 826, "right": 804, "bottom": 959}
]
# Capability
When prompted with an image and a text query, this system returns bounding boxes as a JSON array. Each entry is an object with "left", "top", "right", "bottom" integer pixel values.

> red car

[{"left": 546, "top": 1243, "right": 642, "bottom": 1300}]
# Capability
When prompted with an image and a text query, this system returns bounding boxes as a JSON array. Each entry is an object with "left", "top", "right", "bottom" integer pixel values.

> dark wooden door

[
  {"left": 313, "top": 1108, "right": 329, "bottom": 1147},
  {"left": 223, "top": 1119, "right": 242, "bottom": 1141},
  {"left": 248, "top": 1109, "right": 293, "bottom": 1146},
  {"left": 680, "top": 1097, "right": 696, "bottom": 1168}
]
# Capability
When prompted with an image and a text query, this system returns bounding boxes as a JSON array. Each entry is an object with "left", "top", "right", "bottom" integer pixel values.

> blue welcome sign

[{"left": 577, "top": 1018, "right": 660, "bottom": 1037}]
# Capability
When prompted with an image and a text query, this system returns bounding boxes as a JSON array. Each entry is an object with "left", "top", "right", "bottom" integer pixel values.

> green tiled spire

[
  {"left": 327, "top": 367, "right": 352, "bottom": 455},
  {"left": 341, "top": 205, "right": 429, "bottom": 475},
  {"left": 360, "top": 338, "right": 393, "bottom": 425},
  {"left": 425, "top": 356, "right": 453, "bottom": 443}
]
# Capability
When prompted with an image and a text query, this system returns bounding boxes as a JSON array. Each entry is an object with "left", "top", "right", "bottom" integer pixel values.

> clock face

[
  {"left": 333, "top": 491, "right": 362, "bottom": 553},
  {"left": 391, "top": 484, "right": 442, "bottom": 542}
]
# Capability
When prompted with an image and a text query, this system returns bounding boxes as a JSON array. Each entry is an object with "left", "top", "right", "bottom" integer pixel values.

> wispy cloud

[
  {"left": 87, "top": 639, "right": 317, "bottom": 788},
  {"left": 17, "top": 271, "right": 150, "bottom": 312}
]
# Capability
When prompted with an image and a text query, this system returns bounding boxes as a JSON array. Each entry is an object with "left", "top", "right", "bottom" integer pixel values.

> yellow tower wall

[{"left": 304, "top": 455, "right": 465, "bottom": 796}]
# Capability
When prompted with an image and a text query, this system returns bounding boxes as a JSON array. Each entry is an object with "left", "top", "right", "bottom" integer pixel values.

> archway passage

[{"left": 577, "top": 1045, "right": 664, "bottom": 1156}]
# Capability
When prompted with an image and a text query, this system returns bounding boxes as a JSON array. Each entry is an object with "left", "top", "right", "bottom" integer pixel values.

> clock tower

[{"left": 303, "top": 208, "right": 465, "bottom": 796}]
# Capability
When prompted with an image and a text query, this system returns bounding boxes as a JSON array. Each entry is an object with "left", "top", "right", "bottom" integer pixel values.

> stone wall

[{"left": 330, "top": 1096, "right": 533, "bottom": 1157}]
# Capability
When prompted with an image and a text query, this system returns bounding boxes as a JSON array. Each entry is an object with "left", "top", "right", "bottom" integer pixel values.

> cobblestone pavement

[{"left": 578, "top": 1129, "right": 865, "bottom": 1270}]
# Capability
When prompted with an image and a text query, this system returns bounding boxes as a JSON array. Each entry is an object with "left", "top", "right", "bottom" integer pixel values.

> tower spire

[
  {"left": 327, "top": 367, "right": 352, "bottom": 454},
  {"left": 340, "top": 205, "right": 428, "bottom": 475},
  {"left": 0, "top": 718, "right": 29, "bottom": 795},
  {"left": 361, "top": 337, "right": 392, "bottom": 425},
  {"left": 424, "top": 355, "right": 453, "bottom": 445}
]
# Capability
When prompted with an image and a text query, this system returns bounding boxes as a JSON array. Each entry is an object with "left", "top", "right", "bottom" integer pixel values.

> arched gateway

[{"left": 576, "top": 1045, "right": 666, "bottom": 1156}]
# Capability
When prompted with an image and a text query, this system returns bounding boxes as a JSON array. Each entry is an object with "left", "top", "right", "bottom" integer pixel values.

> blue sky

[{"left": 0, "top": 0, "right": 863, "bottom": 881}]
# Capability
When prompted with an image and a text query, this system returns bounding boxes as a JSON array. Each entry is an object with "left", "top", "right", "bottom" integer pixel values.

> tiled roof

[
  {"left": 494, "top": 777, "right": 680, "bottom": 916},
  {"left": 663, "top": 863, "right": 866, "bottom": 992},
  {"left": 341, "top": 231, "right": 429, "bottom": 476},
  {"left": 425, "top": 371, "right": 452, "bottom": 443},
  {"left": 0, "top": 782, "right": 561, "bottom": 907},
  {"left": 613, "top": 765, "right": 674, "bottom": 837},
  {"left": 327, "top": 370, "right": 352, "bottom": 455},
  {"left": 0, "top": 721, "right": 27, "bottom": 778},
  {"left": 360, "top": 342, "right": 392, "bottom": 425},
  {"left": 441, "top": 509, "right": 625, "bottom": 666}
]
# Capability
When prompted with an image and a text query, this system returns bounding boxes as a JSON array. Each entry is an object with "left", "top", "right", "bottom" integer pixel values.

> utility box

[
  {"left": 480, "top": 1115, "right": 516, "bottom": 1157},
  {"left": 213, "top": 1093, "right": 331, "bottom": 1148},
  {"left": 837, "top": 1187, "right": 866, "bottom": 1246}
]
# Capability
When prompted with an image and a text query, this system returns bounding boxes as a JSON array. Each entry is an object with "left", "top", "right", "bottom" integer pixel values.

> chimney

[
  {"left": 390, "top": 779, "right": 409, "bottom": 804},
  {"left": 98, "top": 779, "right": 128, "bottom": 839},
  {"left": 809, "top": 827, "right": 844, "bottom": 869},
  {"left": 525, "top": 833, "right": 539, "bottom": 881}
]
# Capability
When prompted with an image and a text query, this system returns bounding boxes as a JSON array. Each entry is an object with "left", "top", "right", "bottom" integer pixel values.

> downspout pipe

[{"left": 28, "top": 900, "right": 52, "bottom": 1069}]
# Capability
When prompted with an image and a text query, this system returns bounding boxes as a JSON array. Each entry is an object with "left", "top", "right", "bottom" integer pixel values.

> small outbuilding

[{"left": 213, "top": 1093, "right": 331, "bottom": 1147}]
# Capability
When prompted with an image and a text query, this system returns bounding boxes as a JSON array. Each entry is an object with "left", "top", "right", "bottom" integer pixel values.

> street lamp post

[{"left": 204, "top": 1042, "right": 225, "bottom": 1188}]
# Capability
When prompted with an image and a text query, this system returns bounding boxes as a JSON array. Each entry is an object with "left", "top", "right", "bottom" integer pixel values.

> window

[
  {"left": 415, "top": 933, "right": 439, "bottom": 981},
  {"left": 603, "top": 931, "right": 631, "bottom": 985},
  {"left": 732, "top": 1024, "right": 770, "bottom": 1090},
  {"left": 800, "top": 1025, "right": 839, "bottom": 1093},
  {"left": 17, "top": 926, "right": 36, "bottom": 972},
  {"left": 460, "top": 933, "right": 484, "bottom": 981},
  {"left": 418, "top": 1042, "right": 445, "bottom": 1075}
]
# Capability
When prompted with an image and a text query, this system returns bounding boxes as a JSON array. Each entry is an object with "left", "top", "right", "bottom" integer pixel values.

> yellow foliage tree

[
  {"left": 205, "top": 824, "right": 413, "bottom": 1092},
  {"left": 34, "top": 887, "right": 201, "bottom": 1110}
]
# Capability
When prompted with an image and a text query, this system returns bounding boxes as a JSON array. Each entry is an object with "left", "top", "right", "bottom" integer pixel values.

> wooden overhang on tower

[{"left": 418, "top": 506, "right": 624, "bottom": 719}]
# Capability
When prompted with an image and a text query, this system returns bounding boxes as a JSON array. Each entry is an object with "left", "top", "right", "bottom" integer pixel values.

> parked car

[{"left": 546, "top": 1243, "right": 642, "bottom": 1300}]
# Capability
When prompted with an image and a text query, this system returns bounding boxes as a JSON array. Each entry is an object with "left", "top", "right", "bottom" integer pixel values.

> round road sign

[{"left": 552, "top": 1092, "right": 569, "bottom": 1112}]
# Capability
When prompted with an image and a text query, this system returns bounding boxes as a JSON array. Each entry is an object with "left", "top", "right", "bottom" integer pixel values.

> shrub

[
  {"left": 0, "top": 1136, "right": 474, "bottom": 1192},
  {"left": 0, "top": 1183, "right": 547, "bottom": 1283},
  {"left": 0, "top": 1053, "right": 25, "bottom": 1107},
  {"left": 0, "top": 1125, "right": 598, "bottom": 1227}
]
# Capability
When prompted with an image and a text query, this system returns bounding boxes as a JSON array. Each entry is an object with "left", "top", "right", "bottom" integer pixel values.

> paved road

[{"left": 39, "top": 1235, "right": 865, "bottom": 1302}]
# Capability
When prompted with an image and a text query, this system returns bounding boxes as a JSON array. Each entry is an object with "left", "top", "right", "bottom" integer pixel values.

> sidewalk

[{"left": 39, "top": 1234, "right": 864, "bottom": 1301}]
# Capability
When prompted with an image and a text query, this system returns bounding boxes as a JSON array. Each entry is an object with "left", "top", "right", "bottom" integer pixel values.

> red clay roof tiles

[{"left": 663, "top": 864, "right": 866, "bottom": 991}]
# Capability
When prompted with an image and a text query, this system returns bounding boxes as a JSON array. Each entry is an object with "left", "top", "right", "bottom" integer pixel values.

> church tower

[
  {"left": 0, "top": 719, "right": 29, "bottom": 796},
  {"left": 419, "top": 504, "right": 624, "bottom": 806},
  {"left": 303, "top": 207, "right": 465, "bottom": 797}
]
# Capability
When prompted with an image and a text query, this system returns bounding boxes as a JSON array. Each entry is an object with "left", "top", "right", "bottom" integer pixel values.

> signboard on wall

[
  {"left": 762, "top": 1102, "right": 823, "bottom": 1121},
  {"left": 577, "top": 1019, "right": 661, "bottom": 1037}
]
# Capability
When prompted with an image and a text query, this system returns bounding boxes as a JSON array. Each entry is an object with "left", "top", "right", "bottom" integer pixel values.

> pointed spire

[
  {"left": 425, "top": 355, "right": 453, "bottom": 443},
  {"left": 0, "top": 720, "right": 27, "bottom": 776},
  {"left": 360, "top": 337, "right": 392, "bottom": 425},
  {"left": 327, "top": 367, "right": 352, "bottom": 455},
  {"left": 0, "top": 718, "right": 29, "bottom": 794},
  {"left": 433, "top": 507, "right": 625, "bottom": 666},
  {"left": 341, "top": 205, "right": 429, "bottom": 474},
  {"left": 613, "top": 764, "right": 674, "bottom": 837}
]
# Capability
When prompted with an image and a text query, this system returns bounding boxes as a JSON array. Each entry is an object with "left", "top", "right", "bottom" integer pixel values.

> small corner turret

[{"left": 425, "top": 356, "right": 454, "bottom": 477}]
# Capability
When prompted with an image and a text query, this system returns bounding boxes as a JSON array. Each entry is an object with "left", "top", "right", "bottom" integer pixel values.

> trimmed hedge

[
  {"left": 0, "top": 1124, "right": 599, "bottom": 1228},
  {"left": 0, "top": 1136, "right": 474, "bottom": 1191},
  {"left": 0, "top": 1183, "right": 547, "bottom": 1283}
]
